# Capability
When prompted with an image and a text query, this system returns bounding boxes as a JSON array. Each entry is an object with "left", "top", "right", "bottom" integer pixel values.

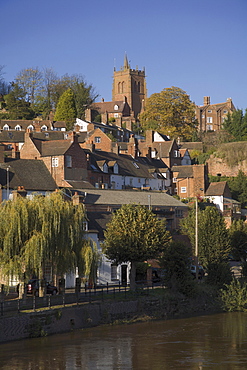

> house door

[{"left": 121, "top": 265, "right": 128, "bottom": 285}]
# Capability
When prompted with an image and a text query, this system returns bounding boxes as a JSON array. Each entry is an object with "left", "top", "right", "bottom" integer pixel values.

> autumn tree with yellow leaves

[{"left": 140, "top": 86, "right": 197, "bottom": 141}]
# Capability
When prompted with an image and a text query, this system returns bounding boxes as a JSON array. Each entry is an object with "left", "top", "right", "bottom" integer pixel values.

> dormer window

[
  {"left": 27, "top": 125, "right": 34, "bottom": 131},
  {"left": 15, "top": 125, "right": 21, "bottom": 131},
  {"left": 3, "top": 124, "right": 9, "bottom": 130},
  {"left": 114, "top": 104, "right": 119, "bottom": 110},
  {"left": 174, "top": 150, "right": 180, "bottom": 158},
  {"left": 41, "top": 125, "right": 47, "bottom": 131}
]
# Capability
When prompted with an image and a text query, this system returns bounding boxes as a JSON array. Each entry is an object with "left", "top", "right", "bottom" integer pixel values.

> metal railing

[{"left": 0, "top": 280, "right": 163, "bottom": 317}]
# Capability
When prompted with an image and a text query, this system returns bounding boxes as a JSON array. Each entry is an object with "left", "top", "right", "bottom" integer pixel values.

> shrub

[
  {"left": 206, "top": 262, "right": 233, "bottom": 287},
  {"left": 220, "top": 279, "right": 247, "bottom": 312}
]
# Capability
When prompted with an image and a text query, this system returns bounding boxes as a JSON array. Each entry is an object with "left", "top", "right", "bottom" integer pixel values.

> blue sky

[{"left": 1, "top": 0, "right": 247, "bottom": 109}]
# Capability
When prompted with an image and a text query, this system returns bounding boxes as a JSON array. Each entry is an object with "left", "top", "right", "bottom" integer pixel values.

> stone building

[{"left": 85, "top": 54, "right": 147, "bottom": 131}]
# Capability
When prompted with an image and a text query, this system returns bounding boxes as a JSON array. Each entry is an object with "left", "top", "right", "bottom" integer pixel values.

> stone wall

[
  {"left": 207, "top": 156, "right": 247, "bottom": 177},
  {"left": 0, "top": 300, "right": 139, "bottom": 343}
]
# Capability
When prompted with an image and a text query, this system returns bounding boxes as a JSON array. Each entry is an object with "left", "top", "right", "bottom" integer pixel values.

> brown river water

[{"left": 1, "top": 312, "right": 247, "bottom": 369}]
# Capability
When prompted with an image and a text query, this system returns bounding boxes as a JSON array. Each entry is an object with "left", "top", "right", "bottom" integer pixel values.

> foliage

[
  {"left": 206, "top": 262, "right": 233, "bottom": 287},
  {"left": 103, "top": 204, "right": 171, "bottom": 289},
  {"left": 139, "top": 86, "right": 197, "bottom": 141},
  {"left": 159, "top": 241, "right": 197, "bottom": 297},
  {"left": 54, "top": 88, "right": 77, "bottom": 130},
  {"left": 223, "top": 109, "right": 247, "bottom": 141},
  {"left": 181, "top": 206, "right": 230, "bottom": 268},
  {"left": 4, "top": 83, "right": 35, "bottom": 119},
  {"left": 229, "top": 220, "right": 247, "bottom": 261},
  {"left": 81, "top": 239, "right": 101, "bottom": 284},
  {"left": 220, "top": 279, "right": 247, "bottom": 312},
  {"left": 0, "top": 192, "right": 96, "bottom": 284},
  {"left": 228, "top": 171, "right": 247, "bottom": 207},
  {"left": 217, "top": 142, "right": 247, "bottom": 167}
]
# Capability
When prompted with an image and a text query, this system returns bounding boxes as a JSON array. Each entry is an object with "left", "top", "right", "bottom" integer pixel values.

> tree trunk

[{"left": 130, "top": 261, "right": 137, "bottom": 291}]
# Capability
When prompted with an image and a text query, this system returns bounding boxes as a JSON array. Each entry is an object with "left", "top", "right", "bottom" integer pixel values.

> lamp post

[
  {"left": 195, "top": 196, "right": 199, "bottom": 280},
  {"left": 6, "top": 166, "right": 10, "bottom": 200}
]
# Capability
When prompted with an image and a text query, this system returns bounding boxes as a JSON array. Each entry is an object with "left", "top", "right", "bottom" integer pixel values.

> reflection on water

[{"left": 1, "top": 312, "right": 247, "bottom": 369}]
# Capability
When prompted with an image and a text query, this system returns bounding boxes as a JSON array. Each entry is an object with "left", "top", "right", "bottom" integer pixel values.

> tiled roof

[
  {"left": 91, "top": 100, "right": 127, "bottom": 114},
  {"left": 0, "top": 159, "right": 57, "bottom": 191},
  {"left": 171, "top": 165, "right": 194, "bottom": 178},
  {"left": 83, "top": 189, "right": 187, "bottom": 208},
  {"left": 205, "top": 181, "right": 228, "bottom": 196},
  {"left": 65, "top": 180, "right": 95, "bottom": 189},
  {"left": 87, "top": 211, "right": 112, "bottom": 239},
  {"left": 39, "top": 140, "right": 72, "bottom": 156},
  {"left": 88, "top": 150, "right": 165, "bottom": 179}
]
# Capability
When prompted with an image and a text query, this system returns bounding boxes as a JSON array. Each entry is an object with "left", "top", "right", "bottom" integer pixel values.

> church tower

[{"left": 112, "top": 54, "right": 147, "bottom": 120}]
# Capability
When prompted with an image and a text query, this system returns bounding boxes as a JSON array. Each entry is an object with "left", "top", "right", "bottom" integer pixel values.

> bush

[
  {"left": 220, "top": 279, "right": 247, "bottom": 312},
  {"left": 206, "top": 262, "right": 233, "bottom": 287}
]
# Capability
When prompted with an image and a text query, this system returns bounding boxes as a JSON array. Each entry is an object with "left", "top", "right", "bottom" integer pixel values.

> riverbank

[{"left": 0, "top": 286, "right": 223, "bottom": 344}]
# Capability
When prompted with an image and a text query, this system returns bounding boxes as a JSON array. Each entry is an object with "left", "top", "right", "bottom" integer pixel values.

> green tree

[
  {"left": 181, "top": 206, "right": 230, "bottom": 268},
  {"left": 229, "top": 220, "right": 247, "bottom": 261},
  {"left": 0, "top": 192, "right": 96, "bottom": 286},
  {"left": 223, "top": 109, "right": 247, "bottom": 141},
  {"left": 103, "top": 204, "right": 171, "bottom": 289},
  {"left": 139, "top": 86, "right": 197, "bottom": 140},
  {"left": 4, "top": 83, "right": 35, "bottom": 119},
  {"left": 228, "top": 170, "right": 247, "bottom": 207},
  {"left": 159, "top": 241, "right": 197, "bottom": 297},
  {"left": 54, "top": 88, "right": 77, "bottom": 130}
]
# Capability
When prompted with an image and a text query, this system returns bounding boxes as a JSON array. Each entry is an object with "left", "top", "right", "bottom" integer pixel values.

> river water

[{"left": 1, "top": 312, "right": 247, "bottom": 369}]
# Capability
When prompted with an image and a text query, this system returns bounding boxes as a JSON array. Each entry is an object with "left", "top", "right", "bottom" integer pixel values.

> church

[{"left": 85, "top": 54, "right": 147, "bottom": 131}]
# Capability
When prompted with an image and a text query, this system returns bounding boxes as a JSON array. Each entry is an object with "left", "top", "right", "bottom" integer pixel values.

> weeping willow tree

[{"left": 0, "top": 192, "right": 97, "bottom": 285}]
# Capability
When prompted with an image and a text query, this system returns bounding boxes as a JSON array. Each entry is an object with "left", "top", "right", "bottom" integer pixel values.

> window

[
  {"left": 65, "top": 155, "right": 72, "bottom": 168},
  {"left": 114, "top": 113, "right": 119, "bottom": 118},
  {"left": 223, "top": 110, "right": 227, "bottom": 114},
  {"left": 206, "top": 125, "right": 213, "bottom": 131},
  {"left": 174, "top": 150, "right": 180, "bottom": 157},
  {"left": 181, "top": 187, "right": 187, "bottom": 193},
  {"left": 83, "top": 221, "right": 88, "bottom": 231},
  {"left": 15, "top": 125, "right": 21, "bottom": 131},
  {"left": 95, "top": 137, "right": 101, "bottom": 143},
  {"left": 208, "top": 110, "right": 212, "bottom": 113},
  {"left": 111, "top": 264, "right": 118, "bottom": 280},
  {"left": 52, "top": 157, "right": 58, "bottom": 167},
  {"left": 207, "top": 117, "right": 213, "bottom": 123},
  {"left": 114, "top": 104, "right": 119, "bottom": 110},
  {"left": 175, "top": 209, "right": 183, "bottom": 218},
  {"left": 41, "top": 125, "right": 47, "bottom": 131},
  {"left": 173, "top": 177, "right": 177, "bottom": 183},
  {"left": 3, "top": 124, "right": 9, "bottom": 130}
]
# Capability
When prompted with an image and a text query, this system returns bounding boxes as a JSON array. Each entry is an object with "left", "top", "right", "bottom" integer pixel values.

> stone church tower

[{"left": 112, "top": 54, "right": 147, "bottom": 120}]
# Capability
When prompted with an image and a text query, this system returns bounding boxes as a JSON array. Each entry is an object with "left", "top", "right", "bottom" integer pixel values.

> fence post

[
  {"left": 63, "top": 293, "right": 65, "bottom": 307},
  {"left": 33, "top": 295, "right": 36, "bottom": 311},
  {"left": 113, "top": 287, "right": 115, "bottom": 299},
  {"left": 119, "top": 281, "right": 120, "bottom": 292},
  {"left": 48, "top": 295, "right": 51, "bottom": 309},
  {"left": 17, "top": 299, "right": 20, "bottom": 313},
  {"left": 102, "top": 288, "right": 104, "bottom": 302}
]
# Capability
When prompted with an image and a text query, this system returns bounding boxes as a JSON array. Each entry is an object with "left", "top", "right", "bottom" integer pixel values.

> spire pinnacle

[{"left": 124, "top": 52, "right": 130, "bottom": 69}]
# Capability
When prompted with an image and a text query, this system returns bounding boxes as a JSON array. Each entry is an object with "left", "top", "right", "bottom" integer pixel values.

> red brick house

[{"left": 20, "top": 131, "right": 88, "bottom": 187}]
